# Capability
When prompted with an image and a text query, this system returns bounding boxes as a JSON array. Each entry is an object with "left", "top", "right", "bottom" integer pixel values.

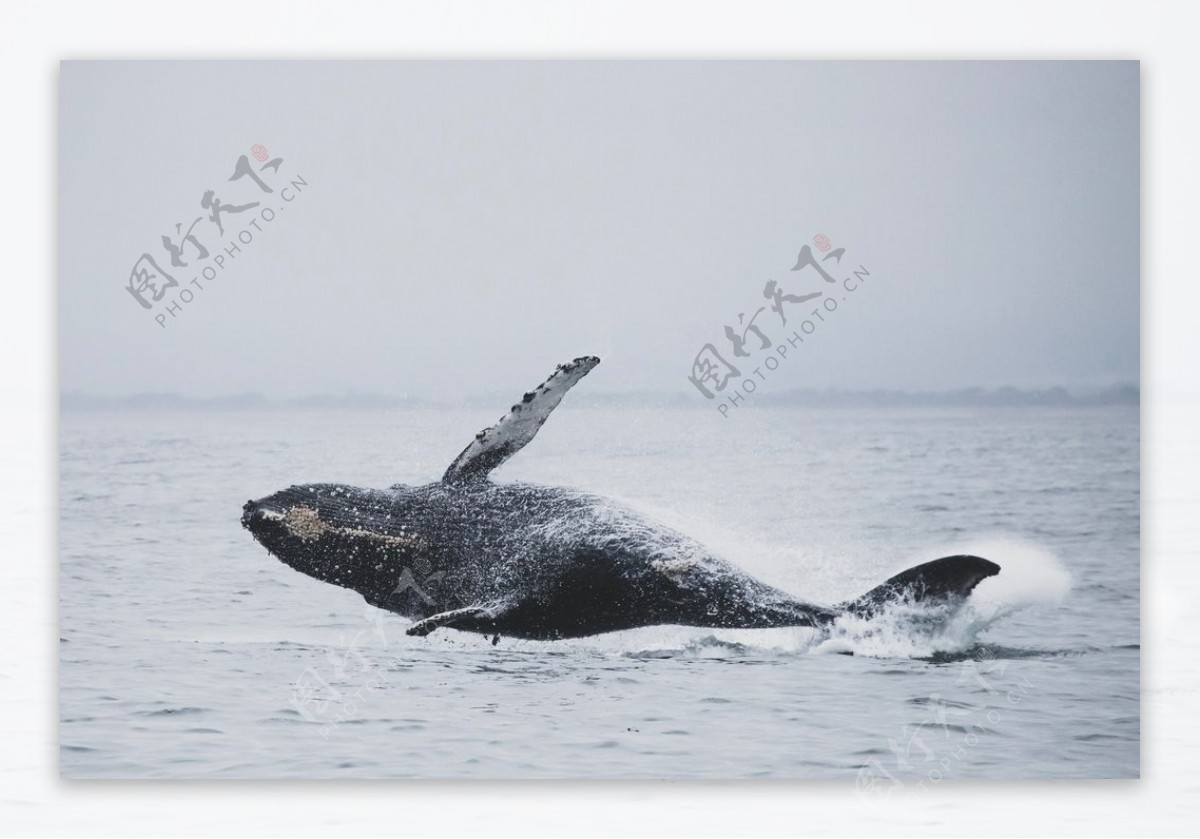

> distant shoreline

[{"left": 60, "top": 385, "right": 1139, "bottom": 412}]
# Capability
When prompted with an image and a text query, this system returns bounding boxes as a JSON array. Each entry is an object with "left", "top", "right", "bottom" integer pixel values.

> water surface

[{"left": 59, "top": 405, "right": 1139, "bottom": 779}]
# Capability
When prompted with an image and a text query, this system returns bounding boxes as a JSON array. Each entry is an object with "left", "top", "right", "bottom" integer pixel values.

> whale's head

[{"left": 242, "top": 483, "right": 443, "bottom": 614}]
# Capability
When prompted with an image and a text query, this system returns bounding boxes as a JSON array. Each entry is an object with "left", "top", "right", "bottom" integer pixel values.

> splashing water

[{"left": 814, "top": 538, "right": 1073, "bottom": 659}]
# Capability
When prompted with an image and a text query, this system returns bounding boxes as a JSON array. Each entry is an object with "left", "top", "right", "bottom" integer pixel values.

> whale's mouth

[{"left": 241, "top": 499, "right": 285, "bottom": 531}]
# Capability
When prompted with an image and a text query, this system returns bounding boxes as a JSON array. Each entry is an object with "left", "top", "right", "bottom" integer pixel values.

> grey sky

[{"left": 59, "top": 61, "right": 1138, "bottom": 399}]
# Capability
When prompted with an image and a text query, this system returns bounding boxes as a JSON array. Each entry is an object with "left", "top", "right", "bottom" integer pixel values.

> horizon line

[{"left": 60, "top": 383, "right": 1140, "bottom": 411}]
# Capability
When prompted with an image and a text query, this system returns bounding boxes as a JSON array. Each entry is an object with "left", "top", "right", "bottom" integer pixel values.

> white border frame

[{"left": 5, "top": 1, "right": 1192, "bottom": 834}]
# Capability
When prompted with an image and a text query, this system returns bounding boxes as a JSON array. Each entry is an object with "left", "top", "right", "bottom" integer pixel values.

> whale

[{"left": 241, "top": 355, "right": 1000, "bottom": 641}]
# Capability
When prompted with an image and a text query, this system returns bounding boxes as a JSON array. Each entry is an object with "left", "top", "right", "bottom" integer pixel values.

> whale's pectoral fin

[
  {"left": 442, "top": 356, "right": 600, "bottom": 485},
  {"left": 837, "top": 554, "right": 1000, "bottom": 620},
  {"left": 405, "top": 606, "right": 495, "bottom": 637}
]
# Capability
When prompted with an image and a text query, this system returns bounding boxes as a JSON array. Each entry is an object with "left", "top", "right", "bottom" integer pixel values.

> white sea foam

[{"left": 815, "top": 538, "right": 1073, "bottom": 658}]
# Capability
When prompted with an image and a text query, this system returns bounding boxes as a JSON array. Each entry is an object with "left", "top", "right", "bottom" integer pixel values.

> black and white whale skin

[{"left": 242, "top": 356, "right": 1000, "bottom": 641}]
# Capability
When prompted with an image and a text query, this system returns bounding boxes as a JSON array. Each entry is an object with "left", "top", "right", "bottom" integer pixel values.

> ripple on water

[
  {"left": 58, "top": 406, "right": 1140, "bottom": 778},
  {"left": 135, "top": 707, "right": 210, "bottom": 717}
]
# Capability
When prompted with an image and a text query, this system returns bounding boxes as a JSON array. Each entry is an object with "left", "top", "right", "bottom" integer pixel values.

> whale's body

[{"left": 242, "top": 356, "right": 999, "bottom": 641}]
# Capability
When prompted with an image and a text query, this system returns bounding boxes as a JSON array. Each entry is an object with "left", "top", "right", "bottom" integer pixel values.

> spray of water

[{"left": 814, "top": 537, "right": 1072, "bottom": 659}]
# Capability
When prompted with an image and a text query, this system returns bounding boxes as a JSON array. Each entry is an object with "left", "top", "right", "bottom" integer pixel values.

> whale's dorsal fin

[{"left": 442, "top": 355, "right": 600, "bottom": 485}]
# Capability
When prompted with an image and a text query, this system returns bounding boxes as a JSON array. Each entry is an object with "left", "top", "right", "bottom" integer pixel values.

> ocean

[{"left": 58, "top": 404, "right": 1139, "bottom": 779}]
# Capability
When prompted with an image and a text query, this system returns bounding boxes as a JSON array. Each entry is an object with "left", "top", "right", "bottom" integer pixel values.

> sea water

[{"left": 59, "top": 404, "right": 1138, "bottom": 779}]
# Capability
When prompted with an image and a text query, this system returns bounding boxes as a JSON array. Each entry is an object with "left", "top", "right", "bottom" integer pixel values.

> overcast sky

[{"left": 59, "top": 61, "right": 1138, "bottom": 399}]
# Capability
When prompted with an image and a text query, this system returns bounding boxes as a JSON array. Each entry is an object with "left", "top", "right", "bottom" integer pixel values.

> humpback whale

[{"left": 242, "top": 356, "right": 999, "bottom": 641}]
